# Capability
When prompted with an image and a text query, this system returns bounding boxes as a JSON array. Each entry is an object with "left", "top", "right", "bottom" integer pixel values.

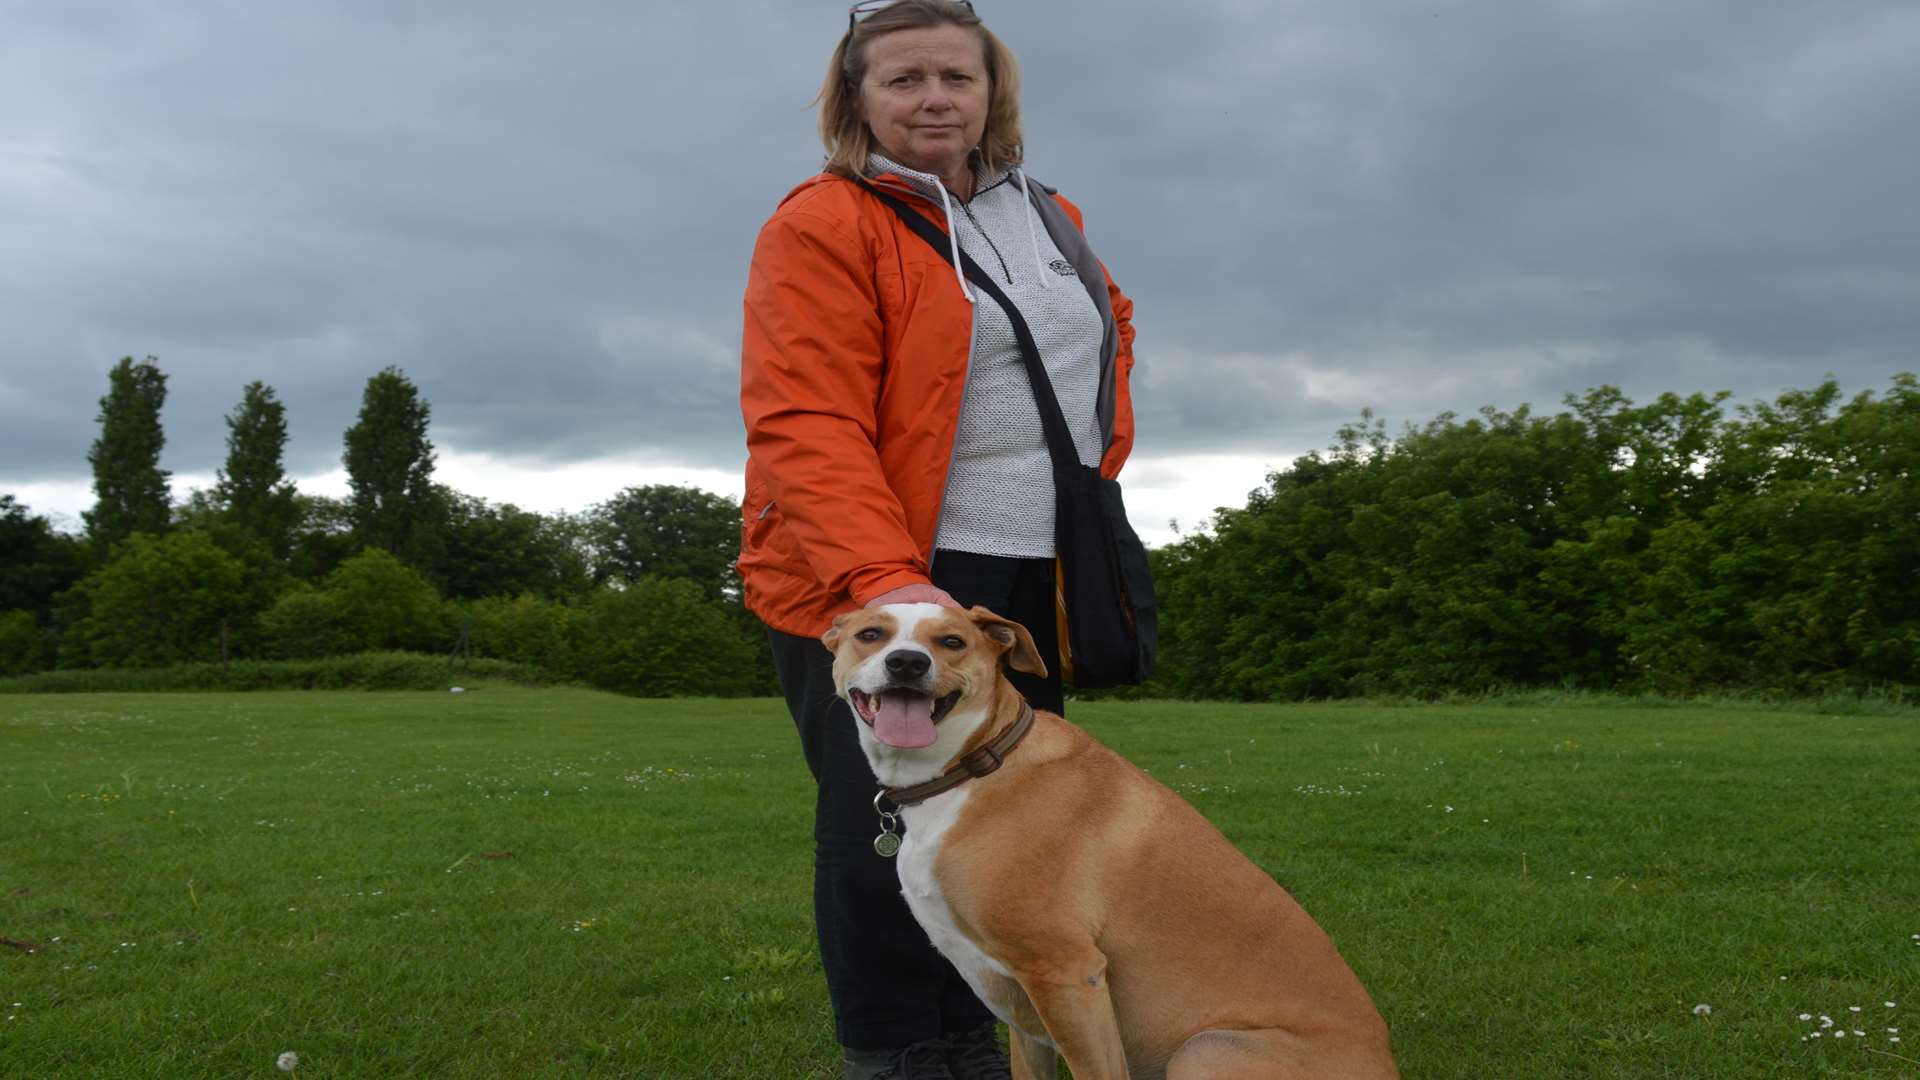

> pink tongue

[{"left": 872, "top": 692, "right": 938, "bottom": 748}]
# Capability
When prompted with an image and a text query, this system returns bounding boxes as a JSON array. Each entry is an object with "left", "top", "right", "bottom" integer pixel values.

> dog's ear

[
  {"left": 822, "top": 611, "right": 853, "bottom": 650},
  {"left": 968, "top": 606, "right": 1048, "bottom": 678}
]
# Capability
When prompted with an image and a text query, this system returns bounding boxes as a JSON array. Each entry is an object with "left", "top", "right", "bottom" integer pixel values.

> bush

[
  {"left": 259, "top": 587, "right": 364, "bottom": 660},
  {"left": 465, "top": 593, "right": 581, "bottom": 673},
  {"left": 0, "top": 651, "right": 546, "bottom": 694},
  {"left": 0, "top": 610, "right": 47, "bottom": 677},
  {"left": 259, "top": 549, "right": 449, "bottom": 659},
  {"left": 1150, "top": 376, "right": 1918, "bottom": 699},
  {"left": 326, "top": 548, "right": 450, "bottom": 651},
  {"left": 573, "top": 578, "right": 760, "bottom": 697},
  {"left": 82, "top": 531, "right": 252, "bottom": 667}
]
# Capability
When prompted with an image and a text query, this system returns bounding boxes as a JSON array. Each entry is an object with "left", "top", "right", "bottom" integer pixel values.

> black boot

[
  {"left": 940, "top": 1022, "right": 1013, "bottom": 1080},
  {"left": 843, "top": 1038, "right": 957, "bottom": 1080}
]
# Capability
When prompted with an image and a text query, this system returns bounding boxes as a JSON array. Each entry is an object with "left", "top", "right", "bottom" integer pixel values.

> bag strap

[{"left": 853, "top": 176, "right": 1085, "bottom": 475}]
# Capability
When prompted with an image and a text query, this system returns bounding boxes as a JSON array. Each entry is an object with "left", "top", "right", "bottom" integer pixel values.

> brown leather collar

[{"left": 882, "top": 703, "right": 1036, "bottom": 808}]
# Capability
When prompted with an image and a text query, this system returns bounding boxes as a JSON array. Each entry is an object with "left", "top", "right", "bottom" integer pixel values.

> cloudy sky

[{"left": 5, "top": 0, "right": 1917, "bottom": 545}]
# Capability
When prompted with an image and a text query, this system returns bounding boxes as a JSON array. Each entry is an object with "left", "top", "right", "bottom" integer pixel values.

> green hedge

[
  {"left": 1150, "top": 376, "right": 1920, "bottom": 699},
  {"left": 0, "top": 651, "right": 546, "bottom": 694}
]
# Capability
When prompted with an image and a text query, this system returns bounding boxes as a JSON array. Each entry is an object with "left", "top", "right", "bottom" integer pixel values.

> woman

[{"left": 738, "top": 2, "right": 1137, "bottom": 1076}]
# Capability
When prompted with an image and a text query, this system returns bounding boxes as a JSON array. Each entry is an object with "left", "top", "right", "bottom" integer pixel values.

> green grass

[
  {"left": 2, "top": 690, "right": 1916, "bottom": 1078},
  {"left": 0, "top": 652, "right": 549, "bottom": 694}
]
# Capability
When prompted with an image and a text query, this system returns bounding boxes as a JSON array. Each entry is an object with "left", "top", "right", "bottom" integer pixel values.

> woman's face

[{"left": 858, "top": 24, "right": 990, "bottom": 184}]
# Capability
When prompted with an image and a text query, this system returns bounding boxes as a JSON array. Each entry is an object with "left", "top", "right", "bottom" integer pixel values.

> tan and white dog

[{"left": 825, "top": 603, "right": 1398, "bottom": 1080}]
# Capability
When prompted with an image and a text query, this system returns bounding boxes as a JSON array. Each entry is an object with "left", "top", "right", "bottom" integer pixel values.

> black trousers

[{"left": 768, "top": 550, "right": 1064, "bottom": 1051}]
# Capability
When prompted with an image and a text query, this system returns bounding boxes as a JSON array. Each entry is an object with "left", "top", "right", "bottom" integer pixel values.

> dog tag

[{"left": 871, "top": 790, "right": 901, "bottom": 858}]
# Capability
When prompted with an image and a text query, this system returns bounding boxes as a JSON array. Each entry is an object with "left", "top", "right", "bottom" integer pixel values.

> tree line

[
  {"left": 5, "top": 358, "right": 1914, "bottom": 699},
  {"left": 0, "top": 358, "right": 769, "bottom": 694},
  {"left": 1147, "top": 375, "right": 1919, "bottom": 699}
]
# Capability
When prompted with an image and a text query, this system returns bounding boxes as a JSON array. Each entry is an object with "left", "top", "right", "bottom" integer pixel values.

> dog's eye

[
  {"left": 855, "top": 627, "right": 885, "bottom": 642},
  {"left": 938, "top": 635, "right": 965, "bottom": 649}
]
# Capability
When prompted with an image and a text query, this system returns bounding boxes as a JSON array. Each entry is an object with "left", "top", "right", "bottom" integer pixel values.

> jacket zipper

[
  {"left": 870, "top": 176, "right": 1017, "bottom": 574},
  {"left": 871, "top": 178, "right": 979, "bottom": 574},
  {"left": 956, "top": 201, "right": 1014, "bottom": 285}
]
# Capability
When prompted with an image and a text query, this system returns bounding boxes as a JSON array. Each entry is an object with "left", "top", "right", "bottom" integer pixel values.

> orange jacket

[{"left": 738, "top": 170, "right": 1137, "bottom": 638}]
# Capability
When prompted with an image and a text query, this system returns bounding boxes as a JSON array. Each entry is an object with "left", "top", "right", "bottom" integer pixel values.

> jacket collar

[{"left": 866, "top": 152, "right": 1013, "bottom": 206}]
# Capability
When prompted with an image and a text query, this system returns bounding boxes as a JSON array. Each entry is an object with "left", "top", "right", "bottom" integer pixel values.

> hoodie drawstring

[
  {"left": 933, "top": 183, "right": 975, "bottom": 304},
  {"left": 1014, "top": 168, "right": 1052, "bottom": 290}
]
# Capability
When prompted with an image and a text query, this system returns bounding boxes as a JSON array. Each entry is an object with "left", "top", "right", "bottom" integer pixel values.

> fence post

[{"left": 448, "top": 615, "right": 472, "bottom": 669}]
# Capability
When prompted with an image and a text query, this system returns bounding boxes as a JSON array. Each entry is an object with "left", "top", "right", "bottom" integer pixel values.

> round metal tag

[{"left": 872, "top": 832, "right": 902, "bottom": 858}]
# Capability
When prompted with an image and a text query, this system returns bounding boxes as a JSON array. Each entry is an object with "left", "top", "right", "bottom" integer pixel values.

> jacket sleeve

[
  {"left": 1052, "top": 194, "right": 1139, "bottom": 477},
  {"left": 740, "top": 205, "right": 930, "bottom": 607}
]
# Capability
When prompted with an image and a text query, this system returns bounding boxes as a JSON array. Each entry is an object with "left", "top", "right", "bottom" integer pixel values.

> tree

[
  {"left": 256, "top": 588, "right": 362, "bottom": 661},
  {"left": 83, "top": 356, "right": 172, "bottom": 556},
  {"left": 342, "top": 367, "right": 436, "bottom": 559},
  {"left": 215, "top": 381, "right": 300, "bottom": 558},
  {"left": 587, "top": 484, "right": 742, "bottom": 601},
  {"left": 574, "top": 578, "right": 761, "bottom": 697},
  {"left": 583, "top": 483, "right": 773, "bottom": 691},
  {"left": 433, "top": 489, "right": 594, "bottom": 601},
  {"left": 287, "top": 494, "right": 358, "bottom": 582},
  {"left": 81, "top": 531, "right": 251, "bottom": 667},
  {"left": 1147, "top": 375, "right": 1918, "bottom": 700},
  {"left": 0, "top": 495, "right": 84, "bottom": 623},
  {"left": 0, "top": 610, "right": 47, "bottom": 676},
  {"left": 260, "top": 548, "right": 448, "bottom": 659},
  {"left": 465, "top": 593, "right": 581, "bottom": 672},
  {"left": 1617, "top": 375, "right": 1920, "bottom": 691}
]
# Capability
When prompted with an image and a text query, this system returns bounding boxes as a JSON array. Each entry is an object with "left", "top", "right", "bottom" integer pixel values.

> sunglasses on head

[{"left": 848, "top": 0, "right": 975, "bottom": 30}]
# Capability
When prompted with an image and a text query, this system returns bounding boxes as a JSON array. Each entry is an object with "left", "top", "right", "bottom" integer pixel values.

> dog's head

[{"left": 823, "top": 603, "right": 1045, "bottom": 784}]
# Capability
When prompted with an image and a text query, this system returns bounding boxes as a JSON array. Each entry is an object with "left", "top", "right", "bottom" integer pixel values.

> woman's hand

[{"left": 864, "top": 583, "right": 962, "bottom": 609}]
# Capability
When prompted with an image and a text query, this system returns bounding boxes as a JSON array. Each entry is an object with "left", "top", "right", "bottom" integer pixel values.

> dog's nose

[{"left": 884, "top": 650, "right": 931, "bottom": 680}]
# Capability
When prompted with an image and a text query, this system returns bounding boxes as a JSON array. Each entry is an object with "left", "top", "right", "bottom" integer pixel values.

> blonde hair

[{"left": 815, "top": 0, "right": 1024, "bottom": 178}]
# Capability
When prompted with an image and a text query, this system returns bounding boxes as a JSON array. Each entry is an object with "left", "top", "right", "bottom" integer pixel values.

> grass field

[{"left": 2, "top": 687, "right": 1916, "bottom": 1078}]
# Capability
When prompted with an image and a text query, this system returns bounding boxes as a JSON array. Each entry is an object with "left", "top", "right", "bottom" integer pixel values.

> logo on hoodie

[{"left": 1048, "top": 259, "right": 1079, "bottom": 278}]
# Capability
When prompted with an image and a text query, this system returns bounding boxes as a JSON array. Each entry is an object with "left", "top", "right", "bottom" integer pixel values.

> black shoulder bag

[{"left": 856, "top": 178, "right": 1157, "bottom": 688}]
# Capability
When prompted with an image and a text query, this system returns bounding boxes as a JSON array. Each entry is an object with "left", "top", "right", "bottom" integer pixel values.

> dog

[{"left": 825, "top": 603, "right": 1398, "bottom": 1080}]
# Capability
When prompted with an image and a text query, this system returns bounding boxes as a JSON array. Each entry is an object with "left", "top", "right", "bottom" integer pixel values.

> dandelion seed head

[
  {"left": 1692, "top": 1004, "right": 1712, "bottom": 1016},
  {"left": 276, "top": 1051, "right": 299, "bottom": 1071}
]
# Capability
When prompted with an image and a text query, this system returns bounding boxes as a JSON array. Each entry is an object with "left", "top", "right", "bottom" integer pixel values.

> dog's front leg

[
  {"left": 1007, "top": 1027, "right": 1057, "bottom": 1080},
  {"left": 1014, "top": 952, "right": 1130, "bottom": 1079}
]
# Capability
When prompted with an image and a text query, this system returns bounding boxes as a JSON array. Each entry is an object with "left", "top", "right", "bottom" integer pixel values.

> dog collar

[{"left": 881, "top": 703, "right": 1036, "bottom": 809}]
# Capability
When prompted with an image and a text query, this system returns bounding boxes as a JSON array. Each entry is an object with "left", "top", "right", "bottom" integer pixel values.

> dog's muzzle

[{"left": 851, "top": 650, "right": 962, "bottom": 749}]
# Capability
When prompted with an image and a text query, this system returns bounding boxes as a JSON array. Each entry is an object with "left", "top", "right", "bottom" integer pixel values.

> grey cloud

[{"left": 3, "top": 0, "right": 1917, "bottom": 505}]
